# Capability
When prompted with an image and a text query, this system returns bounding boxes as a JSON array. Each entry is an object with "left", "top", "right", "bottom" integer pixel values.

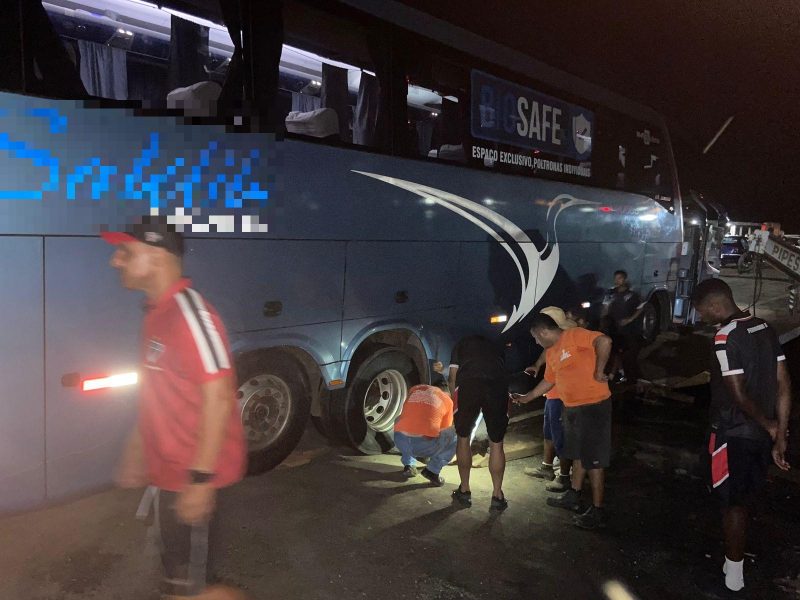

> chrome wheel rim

[
  {"left": 362, "top": 369, "right": 407, "bottom": 433},
  {"left": 238, "top": 374, "right": 293, "bottom": 451}
]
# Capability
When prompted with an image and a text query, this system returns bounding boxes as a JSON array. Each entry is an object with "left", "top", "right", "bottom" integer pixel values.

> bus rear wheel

[
  {"left": 324, "top": 347, "right": 420, "bottom": 454},
  {"left": 236, "top": 356, "right": 311, "bottom": 475},
  {"left": 641, "top": 297, "right": 664, "bottom": 344}
]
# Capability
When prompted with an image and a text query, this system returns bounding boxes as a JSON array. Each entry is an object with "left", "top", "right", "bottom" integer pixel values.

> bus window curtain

[
  {"left": 78, "top": 41, "right": 128, "bottom": 100},
  {"left": 353, "top": 72, "right": 379, "bottom": 146},
  {"left": 321, "top": 64, "right": 351, "bottom": 142},
  {"left": 440, "top": 97, "right": 461, "bottom": 146},
  {"left": 217, "top": 0, "right": 244, "bottom": 113},
  {"left": 167, "top": 15, "right": 209, "bottom": 94},
  {"left": 291, "top": 92, "right": 321, "bottom": 113},
  {"left": 366, "top": 28, "right": 407, "bottom": 154},
  {"left": 23, "top": 1, "right": 87, "bottom": 97},
  {"left": 1, "top": 1, "right": 24, "bottom": 92},
  {"left": 218, "top": 0, "right": 283, "bottom": 129},
  {"left": 416, "top": 121, "right": 434, "bottom": 156}
]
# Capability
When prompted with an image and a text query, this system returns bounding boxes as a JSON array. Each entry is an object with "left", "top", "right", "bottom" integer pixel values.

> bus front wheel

[
  {"left": 236, "top": 356, "right": 312, "bottom": 475},
  {"left": 324, "top": 347, "right": 420, "bottom": 454}
]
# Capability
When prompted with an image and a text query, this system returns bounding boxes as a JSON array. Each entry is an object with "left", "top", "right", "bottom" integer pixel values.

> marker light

[
  {"left": 599, "top": 206, "right": 613, "bottom": 213},
  {"left": 581, "top": 301, "right": 591, "bottom": 309},
  {"left": 82, "top": 372, "right": 139, "bottom": 392},
  {"left": 490, "top": 314, "right": 508, "bottom": 324}
]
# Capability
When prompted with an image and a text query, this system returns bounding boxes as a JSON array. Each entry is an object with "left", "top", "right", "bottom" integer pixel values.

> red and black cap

[{"left": 101, "top": 215, "right": 184, "bottom": 257}]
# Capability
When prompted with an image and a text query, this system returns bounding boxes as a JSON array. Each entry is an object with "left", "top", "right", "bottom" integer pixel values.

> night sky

[{"left": 398, "top": 0, "right": 800, "bottom": 230}]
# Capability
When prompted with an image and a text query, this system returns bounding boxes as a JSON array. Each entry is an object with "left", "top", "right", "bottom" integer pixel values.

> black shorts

[
  {"left": 155, "top": 489, "right": 225, "bottom": 596},
  {"left": 562, "top": 399, "right": 612, "bottom": 469},
  {"left": 708, "top": 429, "right": 771, "bottom": 508},
  {"left": 454, "top": 378, "right": 509, "bottom": 443}
]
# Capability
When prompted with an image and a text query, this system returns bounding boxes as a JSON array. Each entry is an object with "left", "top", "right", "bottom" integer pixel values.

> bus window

[
  {"left": 41, "top": 0, "right": 232, "bottom": 112},
  {"left": 593, "top": 107, "right": 674, "bottom": 207},
  {"left": 405, "top": 43, "right": 470, "bottom": 163},
  {"left": 281, "top": 0, "right": 379, "bottom": 148}
]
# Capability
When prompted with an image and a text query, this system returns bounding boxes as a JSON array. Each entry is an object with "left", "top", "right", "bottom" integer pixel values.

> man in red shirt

[
  {"left": 103, "top": 216, "right": 247, "bottom": 600},
  {"left": 514, "top": 313, "right": 612, "bottom": 530}
]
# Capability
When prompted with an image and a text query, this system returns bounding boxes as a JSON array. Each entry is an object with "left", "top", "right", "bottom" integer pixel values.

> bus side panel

[
  {"left": 44, "top": 238, "right": 140, "bottom": 501},
  {"left": 0, "top": 238, "right": 45, "bottom": 511},
  {"left": 343, "top": 242, "right": 459, "bottom": 320},
  {"left": 340, "top": 308, "right": 455, "bottom": 374},
  {"left": 642, "top": 241, "right": 682, "bottom": 286},
  {"left": 186, "top": 239, "right": 346, "bottom": 337}
]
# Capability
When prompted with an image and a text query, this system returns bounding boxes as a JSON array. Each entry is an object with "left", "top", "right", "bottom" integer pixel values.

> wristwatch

[{"left": 188, "top": 470, "right": 215, "bottom": 485}]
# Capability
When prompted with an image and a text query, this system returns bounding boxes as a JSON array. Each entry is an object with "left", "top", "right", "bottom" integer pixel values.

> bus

[{"left": 1, "top": 0, "right": 683, "bottom": 512}]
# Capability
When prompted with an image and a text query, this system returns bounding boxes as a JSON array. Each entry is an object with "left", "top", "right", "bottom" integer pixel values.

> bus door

[
  {"left": 0, "top": 238, "right": 45, "bottom": 512},
  {"left": 44, "top": 238, "right": 141, "bottom": 501}
]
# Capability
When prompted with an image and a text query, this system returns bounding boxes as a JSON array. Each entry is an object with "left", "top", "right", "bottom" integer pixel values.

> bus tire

[
  {"left": 325, "top": 347, "right": 420, "bottom": 454},
  {"left": 236, "top": 356, "right": 311, "bottom": 475},
  {"left": 641, "top": 298, "right": 662, "bottom": 344}
]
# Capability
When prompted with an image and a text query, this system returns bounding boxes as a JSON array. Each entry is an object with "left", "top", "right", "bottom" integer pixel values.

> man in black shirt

[
  {"left": 448, "top": 335, "right": 509, "bottom": 511},
  {"left": 603, "top": 270, "right": 645, "bottom": 382},
  {"left": 692, "top": 278, "right": 791, "bottom": 594}
]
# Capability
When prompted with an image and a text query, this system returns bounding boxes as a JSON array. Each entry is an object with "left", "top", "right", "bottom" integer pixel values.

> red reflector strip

[{"left": 82, "top": 372, "right": 139, "bottom": 392}]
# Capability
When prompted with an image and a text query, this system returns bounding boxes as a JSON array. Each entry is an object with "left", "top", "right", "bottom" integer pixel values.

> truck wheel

[
  {"left": 237, "top": 356, "right": 311, "bottom": 475},
  {"left": 324, "top": 347, "right": 420, "bottom": 454}
]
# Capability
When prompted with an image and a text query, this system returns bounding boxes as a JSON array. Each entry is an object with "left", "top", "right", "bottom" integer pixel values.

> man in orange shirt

[
  {"left": 393, "top": 376, "right": 457, "bottom": 486},
  {"left": 514, "top": 313, "right": 613, "bottom": 530}
]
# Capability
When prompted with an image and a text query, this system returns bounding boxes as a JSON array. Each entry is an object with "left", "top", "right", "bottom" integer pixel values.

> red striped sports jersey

[{"left": 140, "top": 278, "right": 245, "bottom": 491}]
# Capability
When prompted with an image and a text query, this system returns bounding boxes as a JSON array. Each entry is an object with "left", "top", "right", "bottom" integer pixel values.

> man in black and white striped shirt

[{"left": 693, "top": 278, "right": 791, "bottom": 594}]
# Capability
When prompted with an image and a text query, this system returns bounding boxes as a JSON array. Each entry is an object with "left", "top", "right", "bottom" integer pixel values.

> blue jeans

[
  {"left": 394, "top": 429, "right": 458, "bottom": 475},
  {"left": 543, "top": 398, "right": 565, "bottom": 457}
]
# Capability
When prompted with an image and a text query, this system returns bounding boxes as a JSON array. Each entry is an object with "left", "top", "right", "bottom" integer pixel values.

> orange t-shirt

[
  {"left": 394, "top": 385, "right": 454, "bottom": 438},
  {"left": 544, "top": 328, "right": 610, "bottom": 407}
]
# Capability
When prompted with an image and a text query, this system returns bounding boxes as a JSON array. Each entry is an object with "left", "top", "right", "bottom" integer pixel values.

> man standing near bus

[
  {"left": 104, "top": 217, "right": 247, "bottom": 600},
  {"left": 513, "top": 314, "right": 612, "bottom": 530},
  {"left": 692, "top": 278, "right": 791, "bottom": 594},
  {"left": 448, "top": 335, "right": 509, "bottom": 511},
  {"left": 523, "top": 307, "right": 576, "bottom": 493},
  {"left": 603, "top": 269, "right": 645, "bottom": 382}
]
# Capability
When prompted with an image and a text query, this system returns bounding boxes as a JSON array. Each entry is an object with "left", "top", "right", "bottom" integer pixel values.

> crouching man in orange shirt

[
  {"left": 514, "top": 313, "right": 613, "bottom": 530},
  {"left": 394, "top": 375, "right": 457, "bottom": 487}
]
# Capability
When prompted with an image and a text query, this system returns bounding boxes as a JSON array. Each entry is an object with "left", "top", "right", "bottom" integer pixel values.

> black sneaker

[
  {"left": 545, "top": 474, "right": 571, "bottom": 493},
  {"left": 451, "top": 486, "right": 472, "bottom": 508},
  {"left": 524, "top": 463, "right": 555, "bottom": 480},
  {"left": 420, "top": 468, "right": 445, "bottom": 487},
  {"left": 573, "top": 505, "right": 606, "bottom": 530},
  {"left": 490, "top": 495, "right": 508, "bottom": 512},
  {"left": 402, "top": 465, "right": 418, "bottom": 478},
  {"left": 546, "top": 488, "right": 582, "bottom": 512}
]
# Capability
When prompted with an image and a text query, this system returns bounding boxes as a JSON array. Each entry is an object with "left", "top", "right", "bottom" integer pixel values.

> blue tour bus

[{"left": 1, "top": 0, "right": 684, "bottom": 512}]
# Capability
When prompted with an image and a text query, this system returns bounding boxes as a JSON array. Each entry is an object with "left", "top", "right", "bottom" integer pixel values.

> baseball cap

[
  {"left": 540, "top": 306, "right": 577, "bottom": 329},
  {"left": 101, "top": 216, "right": 184, "bottom": 257}
]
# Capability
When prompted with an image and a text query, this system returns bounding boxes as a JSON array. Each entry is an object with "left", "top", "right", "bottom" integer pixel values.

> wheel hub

[
  {"left": 362, "top": 368, "right": 407, "bottom": 433},
  {"left": 237, "top": 374, "right": 293, "bottom": 451}
]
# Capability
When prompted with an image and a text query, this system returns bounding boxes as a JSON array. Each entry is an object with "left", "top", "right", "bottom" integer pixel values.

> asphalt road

[{"left": 2, "top": 401, "right": 799, "bottom": 600}]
